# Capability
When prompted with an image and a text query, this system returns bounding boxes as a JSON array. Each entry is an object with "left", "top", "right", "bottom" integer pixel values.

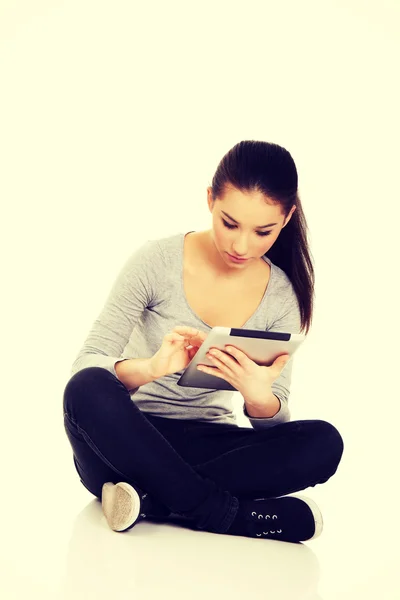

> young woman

[{"left": 63, "top": 140, "right": 344, "bottom": 543}]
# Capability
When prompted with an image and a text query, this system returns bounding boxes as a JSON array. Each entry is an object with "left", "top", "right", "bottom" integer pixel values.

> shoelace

[
  {"left": 140, "top": 493, "right": 147, "bottom": 519},
  {"left": 250, "top": 510, "right": 283, "bottom": 537}
]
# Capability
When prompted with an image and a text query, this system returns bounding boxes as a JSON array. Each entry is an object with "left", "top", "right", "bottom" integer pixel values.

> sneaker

[
  {"left": 102, "top": 481, "right": 171, "bottom": 532},
  {"left": 236, "top": 494, "right": 323, "bottom": 543},
  {"left": 102, "top": 482, "right": 144, "bottom": 532}
]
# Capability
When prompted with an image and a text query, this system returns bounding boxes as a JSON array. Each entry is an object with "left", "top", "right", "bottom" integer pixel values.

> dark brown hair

[{"left": 209, "top": 140, "right": 315, "bottom": 335}]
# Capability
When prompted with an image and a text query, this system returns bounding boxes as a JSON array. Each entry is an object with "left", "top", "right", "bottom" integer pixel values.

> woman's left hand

[{"left": 197, "top": 345, "right": 290, "bottom": 403}]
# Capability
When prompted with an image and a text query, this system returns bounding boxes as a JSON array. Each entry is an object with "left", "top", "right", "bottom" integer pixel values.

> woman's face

[{"left": 206, "top": 186, "right": 295, "bottom": 271}]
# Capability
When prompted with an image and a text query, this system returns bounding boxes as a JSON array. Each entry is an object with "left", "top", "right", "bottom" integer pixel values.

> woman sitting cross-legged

[{"left": 63, "top": 140, "right": 344, "bottom": 543}]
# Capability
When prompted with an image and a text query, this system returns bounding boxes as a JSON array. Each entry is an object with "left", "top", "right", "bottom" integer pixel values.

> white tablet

[{"left": 177, "top": 326, "right": 305, "bottom": 391}]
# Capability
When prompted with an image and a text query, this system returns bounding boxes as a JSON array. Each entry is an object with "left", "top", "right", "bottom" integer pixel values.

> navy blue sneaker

[{"left": 101, "top": 482, "right": 171, "bottom": 532}]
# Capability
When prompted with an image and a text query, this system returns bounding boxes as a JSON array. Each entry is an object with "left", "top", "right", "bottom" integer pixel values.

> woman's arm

[{"left": 115, "top": 358, "right": 157, "bottom": 392}]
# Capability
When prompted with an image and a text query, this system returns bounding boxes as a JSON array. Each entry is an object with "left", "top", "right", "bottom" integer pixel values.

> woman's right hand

[{"left": 148, "top": 326, "right": 208, "bottom": 379}]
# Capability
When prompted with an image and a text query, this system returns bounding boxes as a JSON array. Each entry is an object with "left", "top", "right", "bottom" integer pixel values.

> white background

[{"left": 0, "top": 1, "right": 399, "bottom": 598}]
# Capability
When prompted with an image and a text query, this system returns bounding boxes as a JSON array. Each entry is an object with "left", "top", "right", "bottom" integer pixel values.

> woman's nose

[{"left": 232, "top": 240, "right": 249, "bottom": 254}]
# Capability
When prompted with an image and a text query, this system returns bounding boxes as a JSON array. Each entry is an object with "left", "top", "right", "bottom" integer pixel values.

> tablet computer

[{"left": 177, "top": 326, "right": 306, "bottom": 391}]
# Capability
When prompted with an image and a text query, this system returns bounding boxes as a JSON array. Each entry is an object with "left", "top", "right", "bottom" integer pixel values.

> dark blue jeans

[{"left": 63, "top": 367, "right": 344, "bottom": 534}]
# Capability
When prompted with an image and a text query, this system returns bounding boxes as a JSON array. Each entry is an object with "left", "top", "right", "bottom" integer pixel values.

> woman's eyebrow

[{"left": 221, "top": 210, "right": 277, "bottom": 228}]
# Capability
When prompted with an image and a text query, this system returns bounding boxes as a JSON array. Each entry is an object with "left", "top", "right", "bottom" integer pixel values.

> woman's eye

[
  {"left": 222, "top": 219, "right": 271, "bottom": 237},
  {"left": 222, "top": 219, "right": 236, "bottom": 230}
]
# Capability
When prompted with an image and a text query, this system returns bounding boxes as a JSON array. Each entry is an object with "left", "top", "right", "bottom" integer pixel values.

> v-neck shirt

[{"left": 71, "top": 232, "right": 302, "bottom": 428}]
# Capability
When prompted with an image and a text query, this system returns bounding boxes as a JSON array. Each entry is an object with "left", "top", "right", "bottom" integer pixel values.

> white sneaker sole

[
  {"left": 102, "top": 482, "right": 141, "bottom": 532},
  {"left": 293, "top": 494, "right": 324, "bottom": 540}
]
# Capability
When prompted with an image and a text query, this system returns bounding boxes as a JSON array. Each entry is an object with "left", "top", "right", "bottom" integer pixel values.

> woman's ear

[
  {"left": 283, "top": 205, "right": 297, "bottom": 228},
  {"left": 207, "top": 187, "right": 215, "bottom": 211}
]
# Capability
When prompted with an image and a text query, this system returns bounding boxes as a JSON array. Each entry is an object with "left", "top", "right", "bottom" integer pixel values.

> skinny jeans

[{"left": 63, "top": 367, "right": 344, "bottom": 534}]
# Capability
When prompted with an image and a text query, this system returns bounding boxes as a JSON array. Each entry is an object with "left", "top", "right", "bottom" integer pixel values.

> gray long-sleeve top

[{"left": 71, "top": 231, "right": 302, "bottom": 429}]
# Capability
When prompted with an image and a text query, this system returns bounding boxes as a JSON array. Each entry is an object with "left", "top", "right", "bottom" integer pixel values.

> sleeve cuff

[
  {"left": 243, "top": 396, "right": 290, "bottom": 429},
  {"left": 70, "top": 355, "right": 139, "bottom": 394}
]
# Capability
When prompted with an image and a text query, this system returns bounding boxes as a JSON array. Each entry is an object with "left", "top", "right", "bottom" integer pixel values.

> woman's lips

[{"left": 227, "top": 253, "right": 248, "bottom": 262}]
